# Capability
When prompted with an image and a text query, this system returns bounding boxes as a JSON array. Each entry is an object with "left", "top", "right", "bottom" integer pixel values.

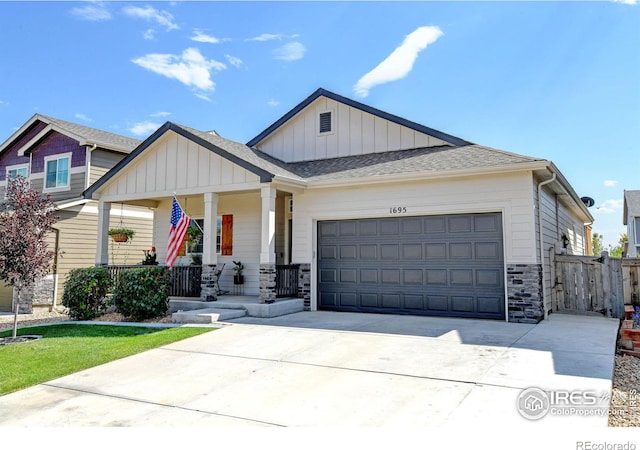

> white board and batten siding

[
  {"left": 256, "top": 97, "right": 452, "bottom": 163},
  {"left": 291, "top": 171, "right": 538, "bottom": 266},
  {"left": 100, "top": 132, "right": 261, "bottom": 201},
  {"left": 153, "top": 192, "right": 262, "bottom": 296}
]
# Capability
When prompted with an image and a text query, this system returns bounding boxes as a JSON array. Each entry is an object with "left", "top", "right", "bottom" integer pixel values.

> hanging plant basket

[{"left": 108, "top": 228, "right": 136, "bottom": 243}]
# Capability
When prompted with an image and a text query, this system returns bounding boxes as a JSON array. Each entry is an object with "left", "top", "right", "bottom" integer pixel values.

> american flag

[{"left": 166, "top": 197, "right": 190, "bottom": 268}]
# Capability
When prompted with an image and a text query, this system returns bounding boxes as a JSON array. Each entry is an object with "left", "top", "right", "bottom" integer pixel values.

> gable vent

[{"left": 319, "top": 112, "right": 332, "bottom": 133}]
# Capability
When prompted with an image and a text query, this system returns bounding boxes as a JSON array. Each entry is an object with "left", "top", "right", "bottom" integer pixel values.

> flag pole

[{"left": 172, "top": 193, "right": 203, "bottom": 234}]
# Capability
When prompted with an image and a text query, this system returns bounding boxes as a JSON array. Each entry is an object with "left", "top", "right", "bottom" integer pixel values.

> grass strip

[{"left": 0, "top": 324, "right": 213, "bottom": 396}]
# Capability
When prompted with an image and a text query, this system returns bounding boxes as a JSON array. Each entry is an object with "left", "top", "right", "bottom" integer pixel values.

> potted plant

[
  {"left": 108, "top": 227, "right": 136, "bottom": 243},
  {"left": 232, "top": 260, "right": 244, "bottom": 285}
]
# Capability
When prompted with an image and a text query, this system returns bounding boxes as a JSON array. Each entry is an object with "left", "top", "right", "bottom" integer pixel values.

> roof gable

[
  {"left": 0, "top": 114, "right": 140, "bottom": 157},
  {"left": 247, "top": 88, "right": 472, "bottom": 154},
  {"left": 85, "top": 122, "right": 306, "bottom": 199}
]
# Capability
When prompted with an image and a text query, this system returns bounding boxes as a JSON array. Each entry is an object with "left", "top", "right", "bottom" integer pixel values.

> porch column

[
  {"left": 96, "top": 200, "right": 111, "bottom": 266},
  {"left": 201, "top": 192, "right": 218, "bottom": 302},
  {"left": 202, "top": 192, "right": 218, "bottom": 265},
  {"left": 260, "top": 186, "right": 277, "bottom": 303}
]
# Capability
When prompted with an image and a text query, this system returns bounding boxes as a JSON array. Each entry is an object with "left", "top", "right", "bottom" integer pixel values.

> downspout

[
  {"left": 85, "top": 143, "right": 97, "bottom": 190},
  {"left": 537, "top": 171, "right": 556, "bottom": 321},
  {"left": 51, "top": 227, "right": 60, "bottom": 310}
]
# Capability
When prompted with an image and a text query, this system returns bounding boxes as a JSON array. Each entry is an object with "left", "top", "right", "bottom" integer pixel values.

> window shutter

[{"left": 221, "top": 214, "right": 233, "bottom": 256}]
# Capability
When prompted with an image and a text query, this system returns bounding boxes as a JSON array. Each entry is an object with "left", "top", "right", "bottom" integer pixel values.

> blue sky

[{"left": 0, "top": 1, "right": 638, "bottom": 249}]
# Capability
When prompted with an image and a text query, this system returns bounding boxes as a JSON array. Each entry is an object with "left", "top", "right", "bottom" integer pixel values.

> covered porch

[
  {"left": 84, "top": 122, "right": 310, "bottom": 307},
  {"left": 97, "top": 187, "right": 305, "bottom": 305}
]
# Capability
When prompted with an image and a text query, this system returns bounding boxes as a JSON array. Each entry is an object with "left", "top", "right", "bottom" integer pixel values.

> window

[
  {"left": 216, "top": 216, "right": 222, "bottom": 254},
  {"left": 185, "top": 216, "right": 230, "bottom": 255},
  {"left": 44, "top": 154, "right": 70, "bottom": 190},
  {"left": 187, "top": 219, "right": 204, "bottom": 254},
  {"left": 635, "top": 217, "right": 640, "bottom": 246},
  {"left": 6, "top": 165, "right": 28, "bottom": 180}
]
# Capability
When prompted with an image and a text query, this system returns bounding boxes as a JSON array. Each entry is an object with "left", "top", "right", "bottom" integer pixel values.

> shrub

[
  {"left": 62, "top": 267, "right": 113, "bottom": 320},
  {"left": 112, "top": 267, "right": 170, "bottom": 321}
]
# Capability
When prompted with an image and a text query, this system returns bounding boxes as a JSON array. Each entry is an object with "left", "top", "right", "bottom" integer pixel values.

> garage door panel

[
  {"left": 361, "top": 293, "right": 378, "bottom": 307},
  {"left": 477, "top": 296, "right": 503, "bottom": 314},
  {"left": 381, "top": 294, "right": 401, "bottom": 308},
  {"left": 380, "top": 244, "right": 399, "bottom": 260},
  {"left": 426, "top": 295, "right": 448, "bottom": 311},
  {"left": 451, "top": 296, "right": 475, "bottom": 313},
  {"left": 405, "top": 295, "right": 424, "bottom": 309},
  {"left": 320, "top": 269, "right": 336, "bottom": 283},
  {"left": 425, "top": 243, "right": 446, "bottom": 259},
  {"left": 339, "top": 269, "right": 357, "bottom": 283},
  {"left": 339, "top": 245, "right": 357, "bottom": 259},
  {"left": 476, "top": 242, "right": 500, "bottom": 259},
  {"left": 475, "top": 214, "right": 500, "bottom": 232},
  {"left": 318, "top": 213, "right": 504, "bottom": 319},
  {"left": 451, "top": 269, "right": 473, "bottom": 285},
  {"left": 340, "top": 292, "right": 357, "bottom": 307},
  {"left": 426, "top": 269, "right": 447, "bottom": 285}
]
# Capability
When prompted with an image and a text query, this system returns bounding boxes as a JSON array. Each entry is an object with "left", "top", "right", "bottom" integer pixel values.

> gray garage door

[{"left": 318, "top": 213, "right": 505, "bottom": 319}]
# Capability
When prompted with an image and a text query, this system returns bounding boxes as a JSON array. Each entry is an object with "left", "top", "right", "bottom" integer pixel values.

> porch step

[{"left": 172, "top": 308, "right": 246, "bottom": 324}]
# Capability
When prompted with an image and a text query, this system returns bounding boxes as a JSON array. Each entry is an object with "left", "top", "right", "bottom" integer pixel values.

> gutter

[{"left": 537, "top": 171, "right": 556, "bottom": 321}]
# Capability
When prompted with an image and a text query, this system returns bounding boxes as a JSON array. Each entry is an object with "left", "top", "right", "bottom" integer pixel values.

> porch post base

[
  {"left": 507, "top": 263, "right": 543, "bottom": 323},
  {"left": 200, "top": 264, "right": 218, "bottom": 302},
  {"left": 259, "top": 263, "right": 277, "bottom": 304},
  {"left": 298, "top": 263, "right": 311, "bottom": 311}
]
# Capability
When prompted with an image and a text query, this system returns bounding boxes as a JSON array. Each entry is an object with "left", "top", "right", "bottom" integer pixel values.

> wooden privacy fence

[{"left": 552, "top": 252, "right": 640, "bottom": 318}]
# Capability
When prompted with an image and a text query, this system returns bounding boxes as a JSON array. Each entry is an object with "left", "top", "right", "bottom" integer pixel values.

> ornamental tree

[{"left": 0, "top": 176, "right": 58, "bottom": 338}]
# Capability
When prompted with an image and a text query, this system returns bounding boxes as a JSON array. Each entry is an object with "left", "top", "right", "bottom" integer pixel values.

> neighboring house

[
  {"left": 84, "top": 88, "right": 594, "bottom": 323},
  {"left": 623, "top": 190, "right": 640, "bottom": 257},
  {"left": 0, "top": 114, "right": 154, "bottom": 313}
]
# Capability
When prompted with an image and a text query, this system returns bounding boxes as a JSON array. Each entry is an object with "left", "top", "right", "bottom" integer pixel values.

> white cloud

[
  {"left": 612, "top": 0, "right": 637, "bottom": 4},
  {"left": 129, "top": 121, "right": 161, "bottom": 136},
  {"left": 122, "top": 5, "right": 179, "bottom": 31},
  {"left": 132, "top": 48, "right": 226, "bottom": 95},
  {"left": 225, "top": 54, "right": 245, "bottom": 69},
  {"left": 190, "top": 30, "right": 226, "bottom": 44},
  {"left": 604, "top": 180, "right": 619, "bottom": 187},
  {"left": 354, "top": 26, "right": 443, "bottom": 98},
  {"left": 74, "top": 113, "right": 93, "bottom": 122},
  {"left": 595, "top": 199, "right": 624, "bottom": 214},
  {"left": 273, "top": 42, "right": 306, "bottom": 61},
  {"left": 150, "top": 111, "right": 171, "bottom": 118},
  {"left": 70, "top": 2, "right": 112, "bottom": 21},
  {"left": 246, "top": 33, "right": 299, "bottom": 42},
  {"left": 267, "top": 99, "right": 279, "bottom": 107},
  {"left": 143, "top": 29, "right": 156, "bottom": 41}
]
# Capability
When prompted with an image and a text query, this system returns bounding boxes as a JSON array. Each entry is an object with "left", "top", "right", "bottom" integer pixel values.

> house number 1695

[{"left": 390, "top": 206, "right": 407, "bottom": 214}]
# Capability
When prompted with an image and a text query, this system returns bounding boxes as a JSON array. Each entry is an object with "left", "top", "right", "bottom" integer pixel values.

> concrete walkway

[{"left": 0, "top": 311, "right": 619, "bottom": 427}]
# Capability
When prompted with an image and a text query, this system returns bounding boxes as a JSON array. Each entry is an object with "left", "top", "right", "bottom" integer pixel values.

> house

[
  {"left": 623, "top": 190, "right": 640, "bottom": 257},
  {"left": 84, "top": 88, "right": 594, "bottom": 323},
  {"left": 0, "top": 114, "right": 154, "bottom": 313}
]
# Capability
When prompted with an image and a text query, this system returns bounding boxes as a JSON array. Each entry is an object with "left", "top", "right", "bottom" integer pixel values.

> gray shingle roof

[
  {"left": 181, "top": 124, "right": 543, "bottom": 183},
  {"left": 39, "top": 114, "right": 141, "bottom": 153},
  {"left": 174, "top": 123, "right": 306, "bottom": 182},
  {"left": 275, "top": 144, "right": 544, "bottom": 182}
]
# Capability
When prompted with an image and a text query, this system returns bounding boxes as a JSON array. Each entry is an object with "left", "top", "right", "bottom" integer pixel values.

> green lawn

[{"left": 0, "top": 324, "right": 214, "bottom": 396}]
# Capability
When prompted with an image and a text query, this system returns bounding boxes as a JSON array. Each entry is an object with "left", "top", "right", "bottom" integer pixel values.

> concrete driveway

[{"left": 0, "top": 311, "right": 619, "bottom": 427}]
